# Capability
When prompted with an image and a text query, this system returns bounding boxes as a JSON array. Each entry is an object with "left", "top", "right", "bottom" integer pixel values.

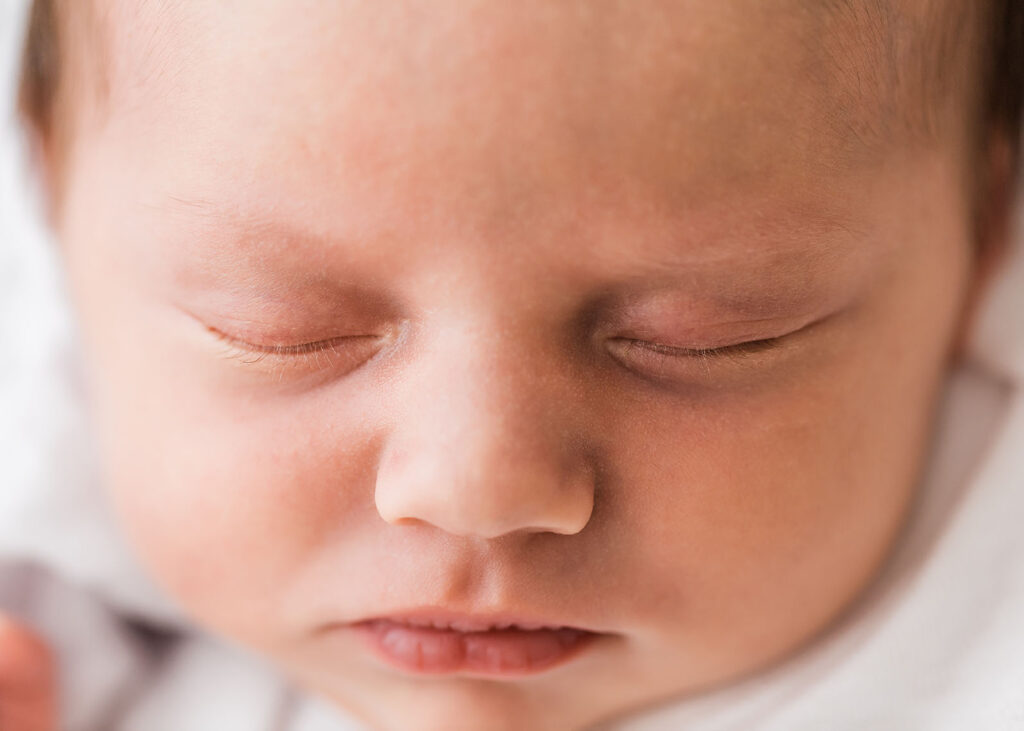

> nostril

[
  {"left": 375, "top": 458, "right": 596, "bottom": 539},
  {"left": 374, "top": 490, "right": 428, "bottom": 529},
  {"left": 381, "top": 515, "right": 428, "bottom": 529}
]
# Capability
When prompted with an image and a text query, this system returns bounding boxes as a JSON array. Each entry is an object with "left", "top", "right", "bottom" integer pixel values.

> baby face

[{"left": 55, "top": 1, "right": 982, "bottom": 729}]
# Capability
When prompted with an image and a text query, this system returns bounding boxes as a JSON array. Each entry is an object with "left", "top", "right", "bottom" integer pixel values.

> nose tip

[{"left": 374, "top": 440, "right": 596, "bottom": 540}]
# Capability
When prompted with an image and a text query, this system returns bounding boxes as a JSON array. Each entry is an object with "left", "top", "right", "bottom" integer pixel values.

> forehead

[
  {"left": 77, "top": 0, "right": 941, "bottom": 272},
  {"left": 95, "top": 0, "right": 908, "bottom": 174}
]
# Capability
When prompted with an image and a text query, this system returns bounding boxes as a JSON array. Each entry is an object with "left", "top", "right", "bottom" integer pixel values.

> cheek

[
  {"left": 608, "top": 364, "right": 923, "bottom": 667},
  {"left": 94, "top": 376, "right": 382, "bottom": 642}
]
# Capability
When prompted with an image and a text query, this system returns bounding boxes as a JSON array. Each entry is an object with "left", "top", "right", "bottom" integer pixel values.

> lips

[
  {"left": 383, "top": 617, "right": 564, "bottom": 631},
  {"left": 343, "top": 608, "right": 604, "bottom": 676}
]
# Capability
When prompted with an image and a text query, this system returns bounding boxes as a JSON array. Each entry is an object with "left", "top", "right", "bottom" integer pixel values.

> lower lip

[{"left": 351, "top": 619, "right": 599, "bottom": 676}]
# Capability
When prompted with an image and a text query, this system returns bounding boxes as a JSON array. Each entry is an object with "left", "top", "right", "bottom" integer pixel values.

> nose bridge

[{"left": 374, "top": 325, "right": 595, "bottom": 539}]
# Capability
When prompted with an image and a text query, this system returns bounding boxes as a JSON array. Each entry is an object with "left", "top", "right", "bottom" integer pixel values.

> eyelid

[
  {"left": 607, "top": 305, "right": 840, "bottom": 365},
  {"left": 605, "top": 327, "right": 806, "bottom": 384},
  {"left": 206, "top": 326, "right": 382, "bottom": 372},
  {"left": 208, "top": 326, "right": 356, "bottom": 356},
  {"left": 611, "top": 336, "right": 782, "bottom": 360}
]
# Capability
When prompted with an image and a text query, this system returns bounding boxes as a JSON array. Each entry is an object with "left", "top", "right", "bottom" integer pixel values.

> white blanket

[{"left": 2, "top": 0, "right": 1023, "bottom": 728}]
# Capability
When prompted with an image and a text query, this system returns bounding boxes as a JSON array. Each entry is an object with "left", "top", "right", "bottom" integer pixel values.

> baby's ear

[{"left": 951, "top": 128, "right": 1020, "bottom": 359}]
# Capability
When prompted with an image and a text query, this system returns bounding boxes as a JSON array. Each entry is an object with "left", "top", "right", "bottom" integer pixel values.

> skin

[
  {"left": 40, "top": 1, "right": 1003, "bottom": 729},
  {"left": 0, "top": 616, "right": 55, "bottom": 731}
]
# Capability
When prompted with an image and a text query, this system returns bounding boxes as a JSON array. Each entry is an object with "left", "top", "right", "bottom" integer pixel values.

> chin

[{"left": 319, "top": 678, "right": 596, "bottom": 731}]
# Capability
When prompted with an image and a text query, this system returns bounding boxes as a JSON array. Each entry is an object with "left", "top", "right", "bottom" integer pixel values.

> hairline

[{"left": 18, "top": 0, "right": 1020, "bottom": 209}]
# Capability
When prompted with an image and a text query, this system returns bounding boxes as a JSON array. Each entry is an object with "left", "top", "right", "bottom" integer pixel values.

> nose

[{"left": 374, "top": 330, "right": 596, "bottom": 540}]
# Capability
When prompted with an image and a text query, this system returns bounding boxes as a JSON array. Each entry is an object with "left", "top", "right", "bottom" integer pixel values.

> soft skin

[{"left": 51, "top": 1, "right": 997, "bottom": 730}]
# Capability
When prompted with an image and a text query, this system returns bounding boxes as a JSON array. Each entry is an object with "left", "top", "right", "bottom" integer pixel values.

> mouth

[{"left": 343, "top": 608, "right": 605, "bottom": 677}]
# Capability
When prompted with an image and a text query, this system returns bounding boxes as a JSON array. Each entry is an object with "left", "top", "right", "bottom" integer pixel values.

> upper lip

[{"left": 348, "top": 606, "right": 601, "bottom": 633}]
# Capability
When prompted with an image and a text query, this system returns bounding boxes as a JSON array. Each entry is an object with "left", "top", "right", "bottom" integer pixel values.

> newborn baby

[{"left": 4, "top": 0, "right": 1022, "bottom": 729}]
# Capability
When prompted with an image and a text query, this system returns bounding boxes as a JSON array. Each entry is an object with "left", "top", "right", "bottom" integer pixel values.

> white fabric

[{"left": 2, "top": 0, "right": 1023, "bottom": 728}]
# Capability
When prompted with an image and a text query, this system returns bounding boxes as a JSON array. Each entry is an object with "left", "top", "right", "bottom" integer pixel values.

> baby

[{"left": 4, "top": 0, "right": 1022, "bottom": 729}]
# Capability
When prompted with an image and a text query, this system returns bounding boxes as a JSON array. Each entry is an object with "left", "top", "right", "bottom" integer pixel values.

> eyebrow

[
  {"left": 149, "top": 190, "right": 874, "bottom": 325},
  {"left": 615, "top": 241, "right": 870, "bottom": 320},
  {"left": 158, "top": 190, "right": 866, "bottom": 251},
  {"left": 153, "top": 194, "right": 346, "bottom": 269}
]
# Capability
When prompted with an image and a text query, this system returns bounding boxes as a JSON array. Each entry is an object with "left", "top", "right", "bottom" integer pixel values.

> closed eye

[
  {"left": 207, "top": 326, "right": 383, "bottom": 373},
  {"left": 605, "top": 333, "right": 795, "bottom": 385},
  {"left": 611, "top": 336, "right": 782, "bottom": 360}
]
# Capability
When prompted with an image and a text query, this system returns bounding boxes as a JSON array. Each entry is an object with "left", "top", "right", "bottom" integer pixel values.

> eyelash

[
  {"left": 208, "top": 327, "right": 375, "bottom": 371},
  {"left": 605, "top": 335, "right": 786, "bottom": 381},
  {"left": 206, "top": 325, "right": 784, "bottom": 384},
  {"left": 613, "top": 337, "right": 782, "bottom": 360}
]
